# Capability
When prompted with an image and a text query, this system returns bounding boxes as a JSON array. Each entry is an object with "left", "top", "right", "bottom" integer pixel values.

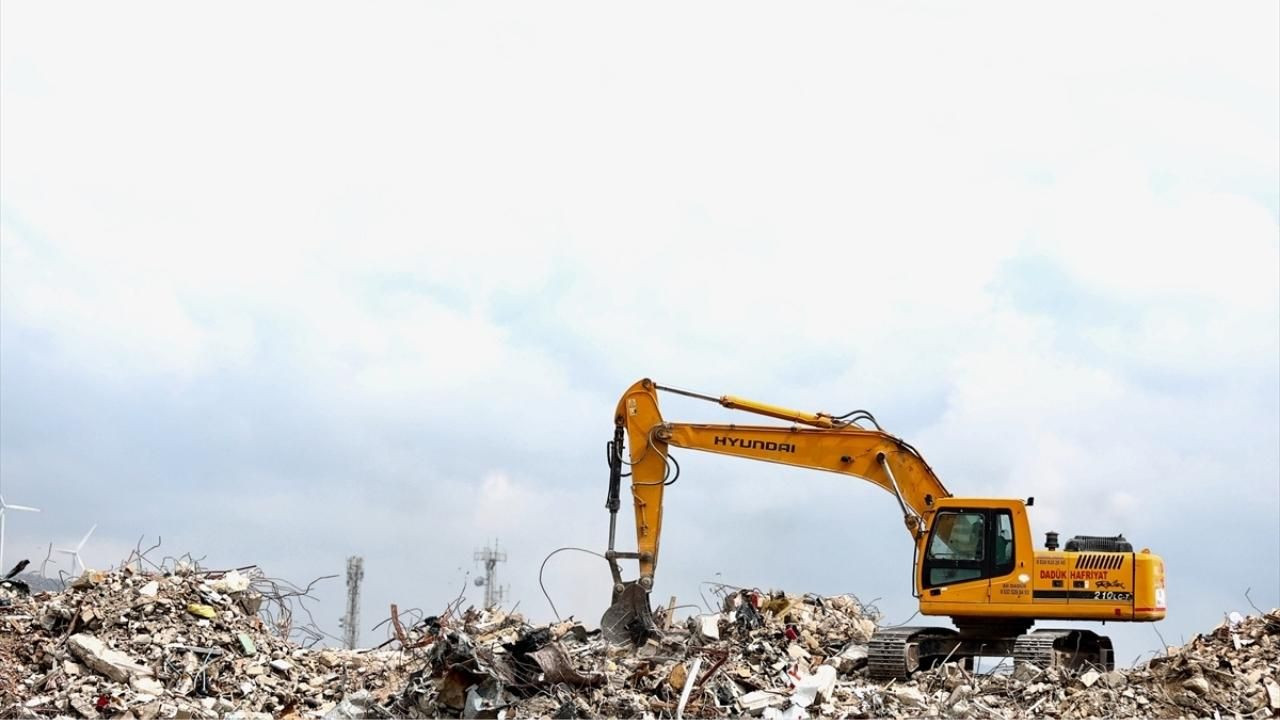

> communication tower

[
  {"left": 339, "top": 556, "right": 364, "bottom": 649},
  {"left": 472, "top": 539, "right": 508, "bottom": 608}
]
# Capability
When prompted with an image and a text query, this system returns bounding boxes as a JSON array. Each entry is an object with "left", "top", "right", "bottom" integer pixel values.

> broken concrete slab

[
  {"left": 791, "top": 664, "right": 837, "bottom": 708},
  {"left": 1183, "top": 675, "right": 1210, "bottom": 696},
  {"left": 1265, "top": 677, "right": 1280, "bottom": 710},
  {"left": 828, "top": 643, "right": 868, "bottom": 675},
  {"left": 1098, "top": 669, "right": 1127, "bottom": 688},
  {"left": 891, "top": 685, "right": 927, "bottom": 708},
  {"left": 68, "top": 633, "right": 154, "bottom": 683},
  {"left": 130, "top": 676, "right": 165, "bottom": 695},
  {"left": 738, "top": 689, "right": 790, "bottom": 715},
  {"left": 698, "top": 613, "right": 721, "bottom": 640}
]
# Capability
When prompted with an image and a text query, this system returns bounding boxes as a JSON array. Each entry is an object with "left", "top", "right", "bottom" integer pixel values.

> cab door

[
  {"left": 986, "top": 509, "right": 1032, "bottom": 605},
  {"left": 920, "top": 508, "right": 992, "bottom": 603}
]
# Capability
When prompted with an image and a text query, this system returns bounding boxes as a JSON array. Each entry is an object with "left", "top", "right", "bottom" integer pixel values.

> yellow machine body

[
  {"left": 916, "top": 497, "right": 1166, "bottom": 623},
  {"left": 602, "top": 378, "right": 1166, "bottom": 646}
]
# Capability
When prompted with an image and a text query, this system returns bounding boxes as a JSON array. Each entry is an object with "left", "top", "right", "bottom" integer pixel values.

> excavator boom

[{"left": 603, "top": 378, "right": 948, "bottom": 640}]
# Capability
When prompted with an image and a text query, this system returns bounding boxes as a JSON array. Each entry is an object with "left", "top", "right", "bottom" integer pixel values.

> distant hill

[{"left": 11, "top": 573, "right": 64, "bottom": 593}]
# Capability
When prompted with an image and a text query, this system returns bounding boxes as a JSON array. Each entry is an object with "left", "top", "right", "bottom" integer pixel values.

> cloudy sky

[{"left": 2, "top": 2, "right": 1277, "bottom": 663}]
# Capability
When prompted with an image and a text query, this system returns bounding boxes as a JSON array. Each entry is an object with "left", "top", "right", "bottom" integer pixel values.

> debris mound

[
  {"left": 388, "top": 589, "right": 881, "bottom": 718},
  {"left": 0, "top": 567, "right": 407, "bottom": 719},
  {"left": 904, "top": 608, "right": 1280, "bottom": 718},
  {"left": 2, "top": 566, "right": 1277, "bottom": 719}
]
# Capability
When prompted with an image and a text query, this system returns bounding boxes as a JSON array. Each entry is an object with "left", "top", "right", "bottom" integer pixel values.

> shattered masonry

[{"left": 1, "top": 565, "right": 1278, "bottom": 718}]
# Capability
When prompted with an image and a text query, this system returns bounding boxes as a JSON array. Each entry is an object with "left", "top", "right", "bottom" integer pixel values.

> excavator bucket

[{"left": 600, "top": 581, "right": 658, "bottom": 645}]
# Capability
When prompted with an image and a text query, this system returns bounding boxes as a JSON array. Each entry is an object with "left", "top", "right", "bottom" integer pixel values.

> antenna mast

[
  {"left": 473, "top": 539, "right": 508, "bottom": 609},
  {"left": 340, "top": 556, "right": 364, "bottom": 649}
]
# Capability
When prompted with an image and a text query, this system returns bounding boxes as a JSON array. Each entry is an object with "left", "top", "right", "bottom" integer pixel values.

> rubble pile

[
  {"left": 898, "top": 609, "right": 1280, "bottom": 718},
  {"left": 2, "top": 567, "right": 1278, "bottom": 719},
  {"left": 387, "top": 589, "right": 882, "bottom": 718},
  {"left": 392, "top": 595, "right": 1280, "bottom": 719},
  {"left": 0, "top": 567, "right": 408, "bottom": 719}
]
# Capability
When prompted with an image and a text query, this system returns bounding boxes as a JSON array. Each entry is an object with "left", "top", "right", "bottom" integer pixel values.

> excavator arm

[{"left": 601, "top": 378, "right": 951, "bottom": 641}]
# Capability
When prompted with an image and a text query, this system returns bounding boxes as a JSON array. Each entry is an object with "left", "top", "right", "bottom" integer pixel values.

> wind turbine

[
  {"left": 0, "top": 495, "right": 41, "bottom": 572},
  {"left": 57, "top": 524, "right": 97, "bottom": 575}
]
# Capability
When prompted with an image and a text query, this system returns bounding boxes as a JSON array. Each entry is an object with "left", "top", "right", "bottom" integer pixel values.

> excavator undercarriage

[{"left": 866, "top": 621, "right": 1114, "bottom": 680}]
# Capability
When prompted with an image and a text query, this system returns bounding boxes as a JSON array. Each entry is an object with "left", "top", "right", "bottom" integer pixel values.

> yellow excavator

[{"left": 601, "top": 379, "right": 1167, "bottom": 679}]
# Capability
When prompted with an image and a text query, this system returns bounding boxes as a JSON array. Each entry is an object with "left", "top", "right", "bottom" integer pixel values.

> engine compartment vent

[{"left": 1065, "top": 534, "right": 1133, "bottom": 553}]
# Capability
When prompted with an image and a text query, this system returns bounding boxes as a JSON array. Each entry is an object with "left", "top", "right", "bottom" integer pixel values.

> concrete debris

[
  {"left": 761, "top": 704, "right": 807, "bottom": 720},
  {"left": 738, "top": 689, "right": 789, "bottom": 714},
  {"left": 67, "top": 633, "right": 155, "bottom": 684},
  {"left": 322, "top": 690, "right": 377, "bottom": 720},
  {"left": 209, "top": 571, "right": 251, "bottom": 595},
  {"left": 0, "top": 566, "right": 407, "bottom": 719},
  {"left": 2, "top": 567, "right": 1277, "bottom": 719},
  {"left": 790, "top": 664, "right": 836, "bottom": 708},
  {"left": 129, "top": 676, "right": 164, "bottom": 695},
  {"left": 897, "top": 607, "right": 1280, "bottom": 719},
  {"left": 697, "top": 613, "right": 722, "bottom": 640},
  {"left": 1098, "top": 669, "right": 1126, "bottom": 689},
  {"left": 890, "top": 685, "right": 926, "bottom": 708},
  {"left": 1183, "top": 674, "right": 1211, "bottom": 695},
  {"left": 1265, "top": 676, "right": 1280, "bottom": 710}
]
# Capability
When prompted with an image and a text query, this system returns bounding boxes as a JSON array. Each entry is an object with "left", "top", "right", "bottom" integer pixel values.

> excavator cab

[{"left": 918, "top": 503, "right": 1020, "bottom": 592}]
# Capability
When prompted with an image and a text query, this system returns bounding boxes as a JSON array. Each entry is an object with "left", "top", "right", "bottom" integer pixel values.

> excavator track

[
  {"left": 870, "top": 624, "right": 1119, "bottom": 680},
  {"left": 1013, "top": 630, "right": 1064, "bottom": 670},
  {"left": 1013, "top": 629, "right": 1114, "bottom": 672},
  {"left": 868, "top": 626, "right": 958, "bottom": 680}
]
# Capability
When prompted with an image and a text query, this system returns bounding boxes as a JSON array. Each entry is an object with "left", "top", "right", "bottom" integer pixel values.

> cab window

[
  {"left": 924, "top": 511, "right": 985, "bottom": 586},
  {"left": 921, "top": 509, "right": 1018, "bottom": 589},
  {"left": 927, "top": 512, "right": 985, "bottom": 561},
  {"left": 995, "top": 512, "right": 1014, "bottom": 568}
]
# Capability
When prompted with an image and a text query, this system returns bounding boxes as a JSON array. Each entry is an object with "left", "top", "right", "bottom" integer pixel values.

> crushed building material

[
  {"left": 1, "top": 568, "right": 1277, "bottom": 718},
  {"left": 0, "top": 566, "right": 408, "bottom": 719}
]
